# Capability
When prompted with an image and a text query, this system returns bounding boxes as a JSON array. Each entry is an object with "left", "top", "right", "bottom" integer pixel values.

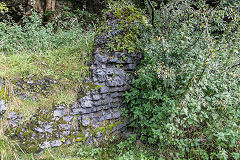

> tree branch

[{"left": 146, "top": 0, "right": 156, "bottom": 28}]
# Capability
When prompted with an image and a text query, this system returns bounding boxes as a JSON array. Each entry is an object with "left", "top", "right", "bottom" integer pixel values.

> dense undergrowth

[
  {"left": 125, "top": 0, "right": 240, "bottom": 159},
  {"left": 0, "top": 2, "right": 157, "bottom": 159},
  {"left": 0, "top": 0, "right": 239, "bottom": 159}
]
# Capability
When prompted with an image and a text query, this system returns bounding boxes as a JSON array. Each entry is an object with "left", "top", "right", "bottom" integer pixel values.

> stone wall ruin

[{"left": 2, "top": 6, "right": 147, "bottom": 153}]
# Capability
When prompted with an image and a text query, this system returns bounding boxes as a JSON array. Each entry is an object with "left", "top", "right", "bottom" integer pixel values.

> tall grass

[
  {"left": 0, "top": 11, "right": 95, "bottom": 119},
  {"left": 0, "top": 11, "right": 96, "bottom": 159}
]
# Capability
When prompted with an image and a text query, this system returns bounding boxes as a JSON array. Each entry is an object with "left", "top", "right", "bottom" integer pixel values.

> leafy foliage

[
  {"left": 0, "top": 2, "right": 8, "bottom": 14},
  {"left": 0, "top": 11, "right": 93, "bottom": 54},
  {"left": 125, "top": 0, "right": 240, "bottom": 159},
  {"left": 0, "top": 1, "right": 239, "bottom": 159}
]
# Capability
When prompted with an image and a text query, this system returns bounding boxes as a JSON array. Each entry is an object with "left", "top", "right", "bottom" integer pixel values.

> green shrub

[
  {"left": 0, "top": 11, "right": 92, "bottom": 54},
  {"left": 125, "top": 0, "right": 240, "bottom": 159}
]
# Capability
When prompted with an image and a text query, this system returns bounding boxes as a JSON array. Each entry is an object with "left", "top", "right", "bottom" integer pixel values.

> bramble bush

[{"left": 125, "top": 0, "right": 240, "bottom": 159}]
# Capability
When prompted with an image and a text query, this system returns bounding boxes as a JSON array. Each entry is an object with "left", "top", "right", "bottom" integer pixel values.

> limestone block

[
  {"left": 126, "top": 57, "right": 133, "bottom": 63},
  {"left": 110, "top": 29, "right": 121, "bottom": 37},
  {"left": 95, "top": 131, "right": 102, "bottom": 138},
  {"left": 94, "top": 69, "right": 107, "bottom": 82},
  {"left": 110, "top": 92, "right": 123, "bottom": 98},
  {"left": 95, "top": 54, "right": 108, "bottom": 63},
  {"left": 93, "top": 106, "right": 104, "bottom": 112},
  {"left": 53, "top": 109, "right": 66, "bottom": 117},
  {"left": 70, "top": 108, "right": 83, "bottom": 115},
  {"left": 43, "top": 124, "right": 54, "bottom": 133},
  {"left": 80, "top": 99, "right": 93, "bottom": 108},
  {"left": 62, "top": 130, "right": 70, "bottom": 136},
  {"left": 51, "top": 140, "right": 62, "bottom": 147},
  {"left": 93, "top": 98, "right": 111, "bottom": 107},
  {"left": 93, "top": 100, "right": 102, "bottom": 107},
  {"left": 65, "top": 140, "right": 71, "bottom": 145},
  {"left": 105, "top": 113, "right": 112, "bottom": 120},
  {"left": 8, "top": 112, "right": 22, "bottom": 127},
  {"left": 63, "top": 116, "right": 73, "bottom": 122},
  {"left": 99, "top": 86, "right": 109, "bottom": 93},
  {"left": 81, "top": 114, "right": 91, "bottom": 126},
  {"left": 101, "top": 94, "right": 107, "bottom": 99},
  {"left": 39, "top": 141, "right": 51, "bottom": 149},
  {"left": 93, "top": 111, "right": 103, "bottom": 118},
  {"left": 112, "top": 108, "right": 121, "bottom": 119},
  {"left": 109, "top": 85, "right": 129, "bottom": 92},
  {"left": 35, "top": 127, "right": 44, "bottom": 133},
  {"left": 127, "top": 64, "right": 136, "bottom": 70},
  {"left": 92, "top": 94, "right": 101, "bottom": 100},
  {"left": 111, "top": 97, "right": 124, "bottom": 103},
  {"left": 107, "top": 76, "right": 125, "bottom": 86},
  {"left": 82, "top": 106, "right": 105, "bottom": 114},
  {"left": 95, "top": 35, "right": 110, "bottom": 46},
  {"left": 108, "top": 57, "right": 121, "bottom": 63},
  {"left": 106, "top": 68, "right": 125, "bottom": 76},
  {"left": 106, "top": 68, "right": 115, "bottom": 75}
]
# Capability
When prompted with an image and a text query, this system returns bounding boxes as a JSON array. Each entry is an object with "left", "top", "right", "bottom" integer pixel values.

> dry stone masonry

[{"left": 4, "top": 6, "right": 147, "bottom": 153}]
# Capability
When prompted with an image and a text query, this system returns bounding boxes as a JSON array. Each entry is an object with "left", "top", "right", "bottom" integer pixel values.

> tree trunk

[
  {"left": 45, "top": 0, "right": 56, "bottom": 22},
  {"left": 35, "top": 0, "right": 44, "bottom": 15},
  {"left": 27, "top": 0, "right": 56, "bottom": 22}
]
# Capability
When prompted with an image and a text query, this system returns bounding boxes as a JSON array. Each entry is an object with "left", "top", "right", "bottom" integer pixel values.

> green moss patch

[
  {"left": 0, "top": 84, "right": 8, "bottom": 101},
  {"left": 6, "top": 106, "right": 124, "bottom": 154},
  {"left": 95, "top": 6, "right": 149, "bottom": 53}
]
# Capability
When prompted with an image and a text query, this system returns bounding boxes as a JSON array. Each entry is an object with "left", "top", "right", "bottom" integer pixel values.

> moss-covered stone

[
  {"left": 0, "top": 84, "right": 8, "bottom": 101},
  {"left": 0, "top": 77, "right": 8, "bottom": 101},
  {"left": 5, "top": 101, "right": 123, "bottom": 153},
  {"left": 95, "top": 6, "right": 149, "bottom": 53},
  {"left": 78, "top": 82, "right": 102, "bottom": 99},
  {"left": 11, "top": 75, "right": 57, "bottom": 98}
]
